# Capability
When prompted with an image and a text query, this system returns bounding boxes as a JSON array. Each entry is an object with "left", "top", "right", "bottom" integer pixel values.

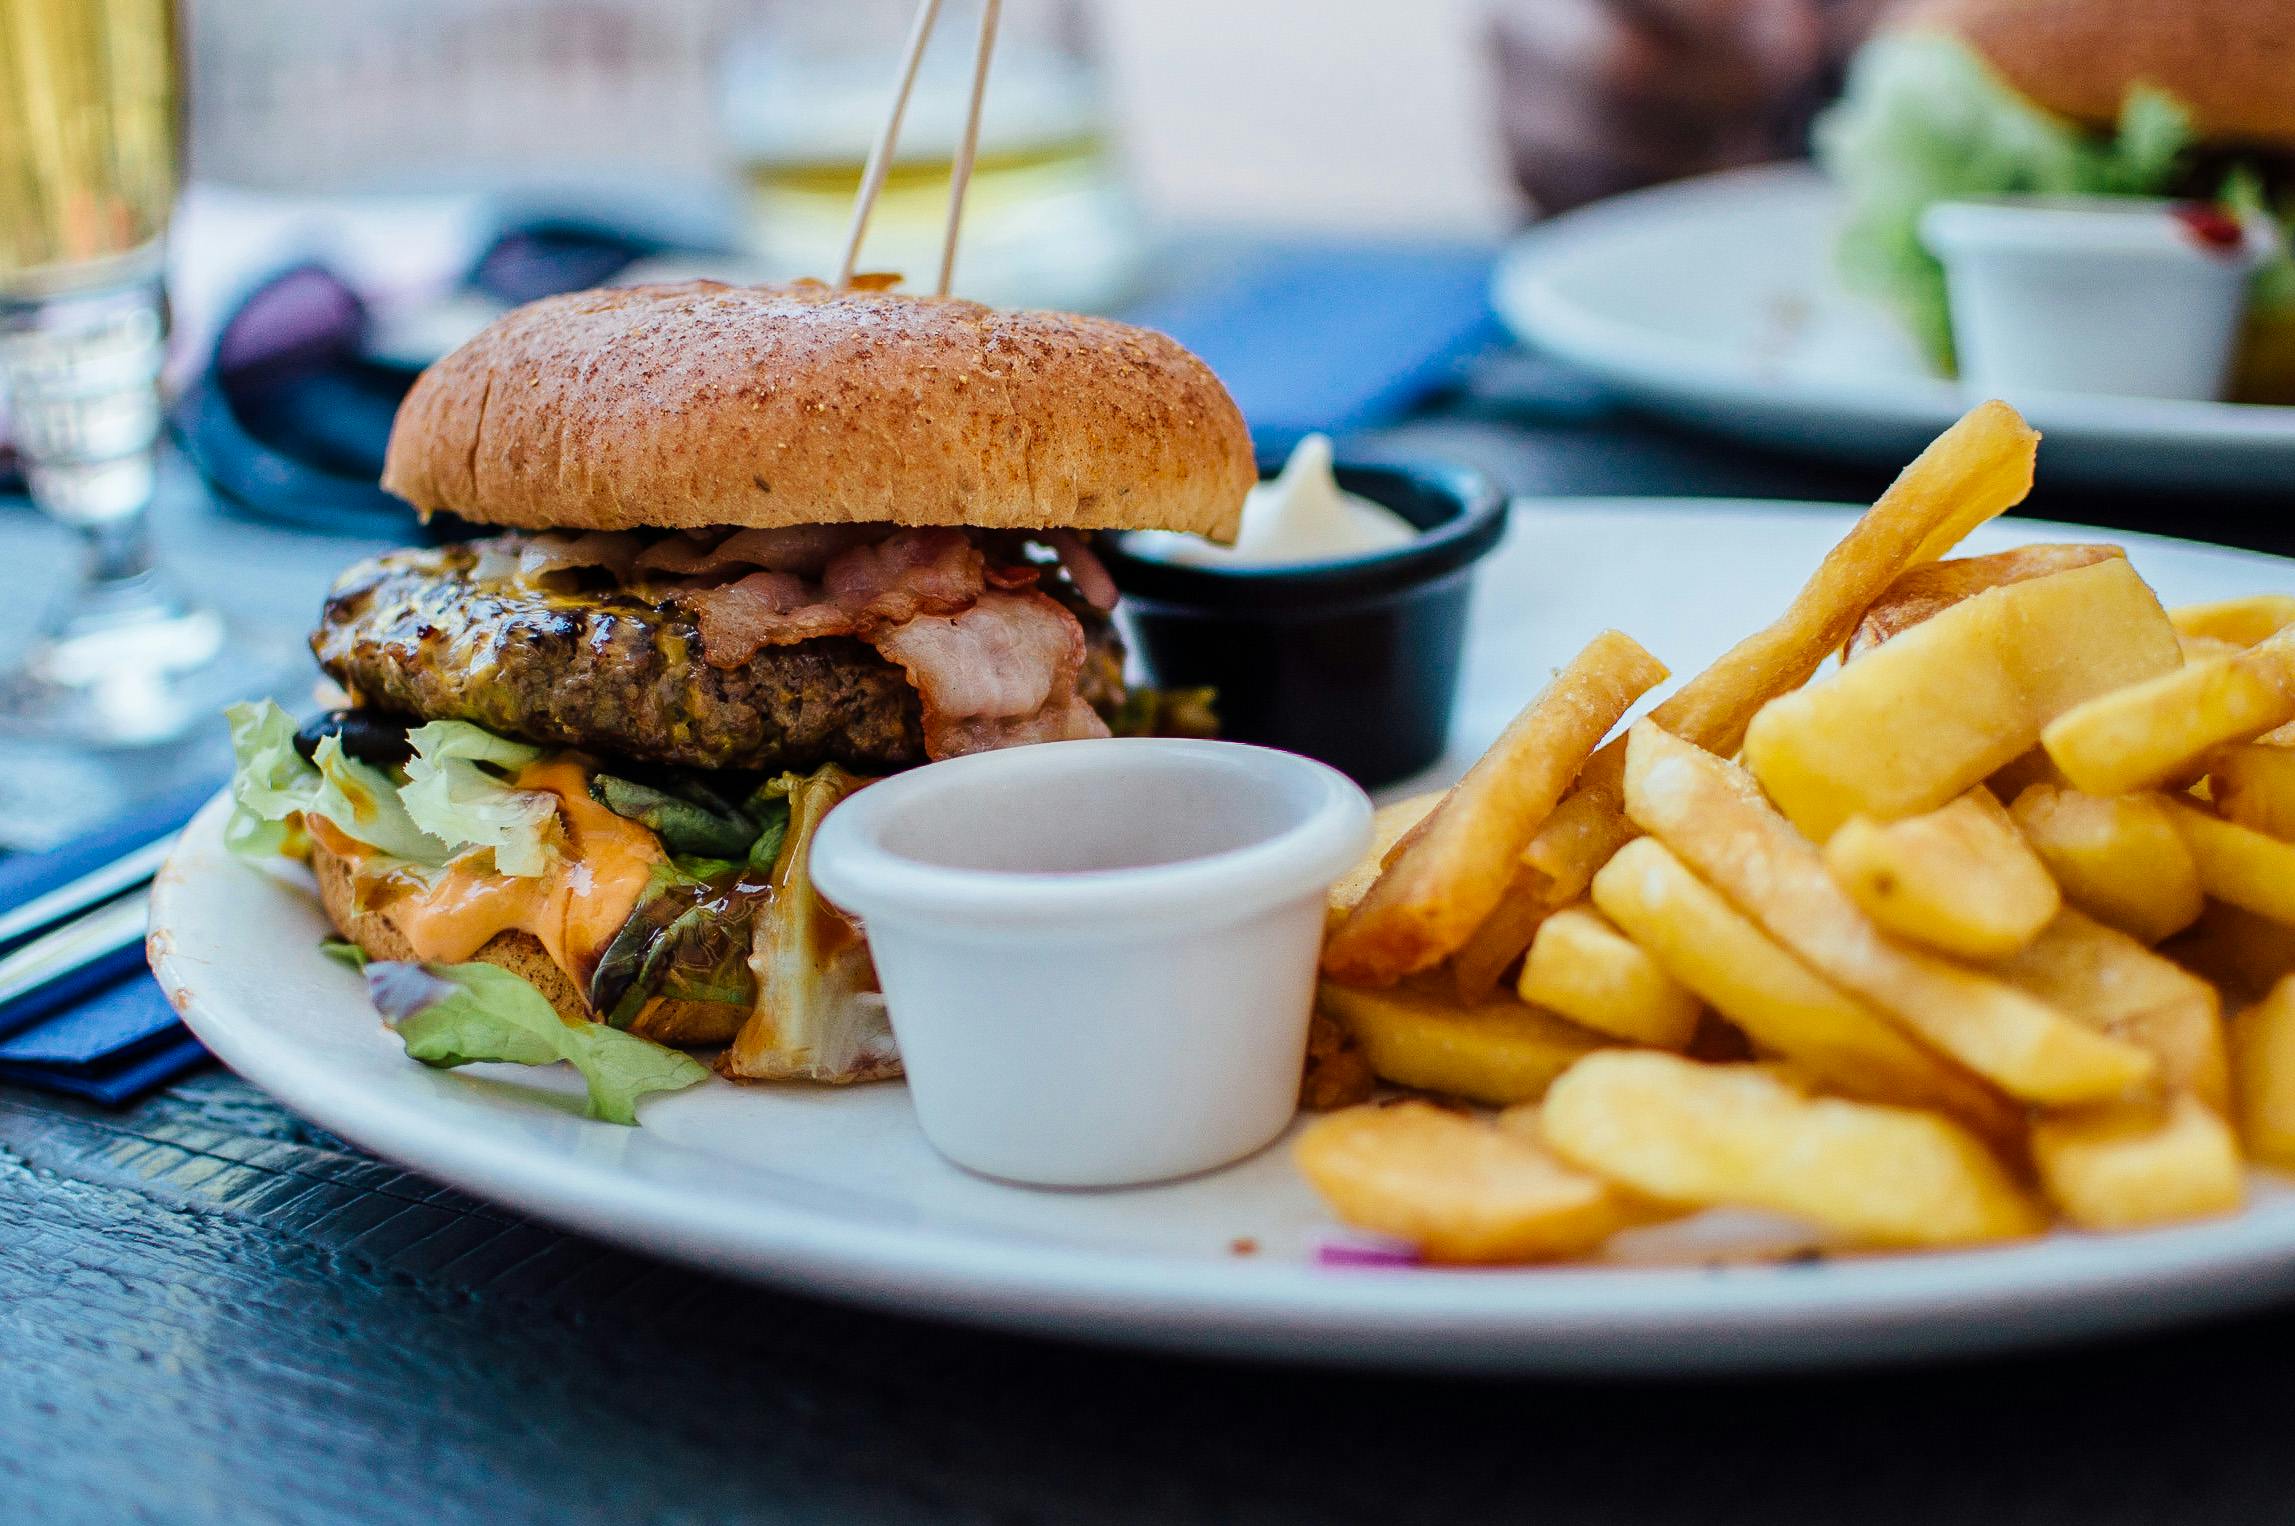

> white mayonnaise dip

[{"left": 1126, "top": 434, "right": 1417, "bottom": 567}]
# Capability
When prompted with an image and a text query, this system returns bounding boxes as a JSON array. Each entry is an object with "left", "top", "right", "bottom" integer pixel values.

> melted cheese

[{"left": 328, "top": 759, "right": 664, "bottom": 980}]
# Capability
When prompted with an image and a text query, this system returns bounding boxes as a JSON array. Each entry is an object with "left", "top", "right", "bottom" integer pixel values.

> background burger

[
  {"left": 1816, "top": 0, "right": 2295, "bottom": 402},
  {"left": 226, "top": 279, "right": 1251, "bottom": 1113}
]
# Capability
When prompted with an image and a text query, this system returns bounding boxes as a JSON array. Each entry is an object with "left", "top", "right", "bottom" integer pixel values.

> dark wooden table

[{"left": 7, "top": 384, "right": 2295, "bottom": 1526}]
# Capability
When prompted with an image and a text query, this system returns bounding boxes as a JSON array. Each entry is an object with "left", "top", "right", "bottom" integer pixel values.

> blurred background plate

[
  {"left": 152, "top": 498, "right": 2295, "bottom": 1378},
  {"left": 1492, "top": 165, "right": 2295, "bottom": 494}
]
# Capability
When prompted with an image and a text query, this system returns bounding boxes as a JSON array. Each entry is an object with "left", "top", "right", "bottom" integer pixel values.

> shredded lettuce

[
  {"left": 400, "top": 720, "right": 557, "bottom": 877},
  {"left": 224, "top": 700, "right": 448, "bottom": 865},
  {"left": 1815, "top": 34, "right": 2200, "bottom": 367},
  {"left": 368, "top": 958, "right": 708, "bottom": 1124}
]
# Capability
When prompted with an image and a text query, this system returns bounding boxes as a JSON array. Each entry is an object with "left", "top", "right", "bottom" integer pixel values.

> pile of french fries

[{"left": 1297, "top": 401, "right": 2295, "bottom": 1264}]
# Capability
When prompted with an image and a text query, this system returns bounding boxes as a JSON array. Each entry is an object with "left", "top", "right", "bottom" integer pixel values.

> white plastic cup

[
  {"left": 808, "top": 738, "right": 1373, "bottom": 1187},
  {"left": 1920, "top": 197, "right": 2282, "bottom": 402}
]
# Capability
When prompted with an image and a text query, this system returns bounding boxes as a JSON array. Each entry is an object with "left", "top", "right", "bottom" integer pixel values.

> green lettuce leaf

[
  {"left": 589, "top": 773, "right": 757, "bottom": 859},
  {"left": 223, "top": 700, "right": 447, "bottom": 865},
  {"left": 369, "top": 958, "right": 708, "bottom": 1124},
  {"left": 1815, "top": 34, "right": 2196, "bottom": 367},
  {"left": 400, "top": 720, "right": 556, "bottom": 877}
]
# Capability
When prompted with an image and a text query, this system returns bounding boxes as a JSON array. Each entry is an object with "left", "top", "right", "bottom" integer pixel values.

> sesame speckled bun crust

[{"left": 379, "top": 280, "right": 1256, "bottom": 542}]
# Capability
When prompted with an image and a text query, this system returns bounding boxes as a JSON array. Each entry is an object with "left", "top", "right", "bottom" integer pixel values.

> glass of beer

[{"left": 0, "top": 0, "right": 266, "bottom": 745}]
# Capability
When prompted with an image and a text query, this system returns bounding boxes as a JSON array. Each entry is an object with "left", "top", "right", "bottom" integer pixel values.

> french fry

[
  {"left": 1326, "top": 791, "right": 1444, "bottom": 931},
  {"left": 1590, "top": 837, "right": 2019, "bottom": 1138},
  {"left": 2170, "top": 594, "right": 2295, "bottom": 648},
  {"left": 2030, "top": 1093, "right": 2244, "bottom": 1230},
  {"left": 1517, "top": 904, "right": 1702, "bottom": 1049},
  {"left": 2211, "top": 743, "right": 2295, "bottom": 843},
  {"left": 1541, "top": 1052, "right": 2044, "bottom": 1248},
  {"left": 1623, "top": 723, "right": 2156, "bottom": 1104},
  {"left": 1744, "top": 558, "right": 2183, "bottom": 838},
  {"left": 2043, "top": 626, "right": 2295, "bottom": 796},
  {"left": 2007, "top": 785, "right": 2204, "bottom": 945},
  {"left": 2163, "top": 902, "right": 2295, "bottom": 1006},
  {"left": 1319, "top": 980, "right": 1608, "bottom": 1106},
  {"left": 1298, "top": 1008, "right": 1375, "bottom": 1111},
  {"left": 2230, "top": 975, "right": 2295, "bottom": 1167},
  {"left": 1844, "top": 544, "right": 2123, "bottom": 659},
  {"left": 1448, "top": 870, "right": 1552, "bottom": 1002},
  {"left": 1321, "top": 631, "right": 1666, "bottom": 985},
  {"left": 1822, "top": 789, "right": 2059, "bottom": 959},
  {"left": 1294, "top": 1101, "right": 1659, "bottom": 1263},
  {"left": 2180, "top": 633, "right": 2248, "bottom": 664},
  {"left": 1986, "top": 908, "right": 2230, "bottom": 1114},
  {"left": 2163, "top": 800, "right": 2295, "bottom": 926},
  {"left": 1987, "top": 746, "right": 2072, "bottom": 801}
]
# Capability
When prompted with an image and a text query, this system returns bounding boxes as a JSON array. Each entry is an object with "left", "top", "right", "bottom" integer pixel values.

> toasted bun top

[
  {"left": 381, "top": 280, "right": 1255, "bottom": 540},
  {"left": 1906, "top": 0, "right": 2295, "bottom": 149}
]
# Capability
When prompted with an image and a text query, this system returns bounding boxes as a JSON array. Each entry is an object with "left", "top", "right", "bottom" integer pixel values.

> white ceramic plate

[
  {"left": 1491, "top": 165, "right": 2295, "bottom": 492},
  {"left": 152, "top": 500, "right": 2295, "bottom": 1375}
]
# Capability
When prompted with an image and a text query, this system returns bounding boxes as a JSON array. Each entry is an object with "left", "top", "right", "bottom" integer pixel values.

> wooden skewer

[
  {"left": 836, "top": 0, "right": 946, "bottom": 290},
  {"left": 936, "top": 0, "right": 1002, "bottom": 297}
]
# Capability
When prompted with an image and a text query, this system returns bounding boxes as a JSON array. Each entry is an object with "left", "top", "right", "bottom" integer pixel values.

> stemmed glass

[{"left": 0, "top": 0, "right": 271, "bottom": 746}]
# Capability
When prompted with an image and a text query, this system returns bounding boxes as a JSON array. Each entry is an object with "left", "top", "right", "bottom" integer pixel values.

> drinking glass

[{"left": 0, "top": 0, "right": 270, "bottom": 746}]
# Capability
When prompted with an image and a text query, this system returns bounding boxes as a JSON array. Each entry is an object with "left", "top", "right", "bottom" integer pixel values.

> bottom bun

[{"left": 312, "top": 840, "right": 746, "bottom": 1047}]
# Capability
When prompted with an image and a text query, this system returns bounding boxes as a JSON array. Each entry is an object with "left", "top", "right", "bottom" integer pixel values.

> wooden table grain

[{"left": 6, "top": 387, "right": 2294, "bottom": 1525}]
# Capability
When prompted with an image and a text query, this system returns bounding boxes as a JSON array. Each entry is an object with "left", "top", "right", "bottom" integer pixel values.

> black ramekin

[{"left": 1100, "top": 456, "right": 1510, "bottom": 788}]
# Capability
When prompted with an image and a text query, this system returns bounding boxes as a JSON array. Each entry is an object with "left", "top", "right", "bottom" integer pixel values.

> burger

[
  {"left": 1816, "top": 0, "right": 2295, "bottom": 401},
  {"left": 226, "top": 280, "right": 1252, "bottom": 1113}
]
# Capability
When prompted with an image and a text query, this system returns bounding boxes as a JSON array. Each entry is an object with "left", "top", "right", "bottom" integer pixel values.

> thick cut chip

[
  {"left": 1541, "top": 1052, "right": 2043, "bottom": 1248},
  {"left": 1326, "top": 791, "right": 1444, "bottom": 931},
  {"left": 1448, "top": 871, "right": 1553, "bottom": 1002},
  {"left": 1623, "top": 723, "right": 2156, "bottom": 1104},
  {"left": 2230, "top": 976, "right": 2295, "bottom": 1167},
  {"left": 2043, "top": 626, "right": 2295, "bottom": 796},
  {"left": 2170, "top": 594, "right": 2295, "bottom": 649},
  {"left": 1845, "top": 544, "right": 2124, "bottom": 659},
  {"left": 1294, "top": 1101, "right": 1658, "bottom": 1263},
  {"left": 2211, "top": 743, "right": 2295, "bottom": 843},
  {"left": 1318, "top": 980, "right": 1608, "bottom": 1106},
  {"left": 2165, "top": 902, "right": 2295, "bottom": 1006},
  {"left": 1822, "top": 789, "right": 2060, "bottom": 959},
  {"left": 1590, "top": 837, "right": 2018, "bottom": 1139},
  {"left": 1515, "top": 400, "right": 2043, "bottom": 911},
  {"left": 2030, "top": 1094, "right": 2244, "bottom": 1231},
  {"left": 1322, "top": 631, "right": 1665, "bottom": 985},
  {"left": 1517, "top": 904, "right": 1702, "bottom": 1049},
  {"left": 1743, "top": 558, "right": 2181, "bottom": 839},
  {"left": 1985, "top": 908, "right": 2230, "bottom": 1114},
  {"left": 2164, "top": 800, "right": 2295, "bottom": 926},
  {"left": 2008, "top": 785, "right": 2204, "bottom": 945}
]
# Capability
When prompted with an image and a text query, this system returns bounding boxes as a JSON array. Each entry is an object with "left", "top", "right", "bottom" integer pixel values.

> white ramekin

[
  {"left": 1919, "top": 197, "right": 2282, "bottom": 402},
  {"left": 808, "top": 737, "right": 1373, "bottom": 1188}
]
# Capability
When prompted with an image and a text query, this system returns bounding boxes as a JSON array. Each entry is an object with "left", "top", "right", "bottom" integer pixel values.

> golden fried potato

[
  {"left": 1326, "top": 791, "right": 1444, "bottom": 930},
  {"left": 2031, "top": 1094, "right": 2244, "bottom": 1230},
  {"left": 1322, "top": 631, "right": 1666, "bottom": 985},
  {"left": 1448, "top": 869, "right": 1553, "bottom": 1002},
  {"left": 2230, "top": 976, "right": 2295, "bottom": 1167},
  {"left": 1299, "top": 1008, "right": 1376, "bottom": 1112},
  {"left": 2043, "top": 626, "right": 2295, "bottom": 796},
  {"left": 1985, "top": 909, "right": 2230, "bottom": 1115},
  {"left": 1294, "top": 1101, "right": 1661, "bottom": 1263},
  {"left": 2165, "top": 903, "right": 2295, "bottom": 1006},
  {"left": 2180, "top": 633, "right": 2248, "bottom": 664},
  {"left": 2007, "top": 785, "right": 2204, "bottom": 945},
  {"left": 1822, "top": 789, "right": 2060, "bottom": 959},
  {"left": 1623, "top": 723, "right": 2156, "bottom": 1104},
  {"left": 1745, "top": 558, "right": 2182, "bottom": 839},
  {"left": 2169, "top": 594, "right": 2295, "bottom": 649},
  {"left": 2163, "top": 800, "right": 2295, "bottom": 926},
  {"left": 1518, "top": 904, "right": 1702, "bottom": 1049},
  {"left": 1845, "top": 544, "right": 2123, "bottom": 660},
  {"left": 1541, "top": 1052, "right": 2043, "bottom": 1248},
  {"left": 1589, "top": 837, "right": 2019, "bottom": 1139},
  {"left": 1516, "top": 400, "right": 2043, "bottom": 910},
  {"left": 1319, "top": 980, "right": 1608, "bottom": 1106},
  {"left": 2211, "top": 743, "right": 2295, "bottom": 843}
]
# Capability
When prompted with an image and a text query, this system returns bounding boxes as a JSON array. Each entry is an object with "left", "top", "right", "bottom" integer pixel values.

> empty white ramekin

[
  {"left": 1920, "top": 196, "right": 2283, "bottom": 401},
  {"left": 807, "top": 737, "right": 1373, "bottom": 1187}
]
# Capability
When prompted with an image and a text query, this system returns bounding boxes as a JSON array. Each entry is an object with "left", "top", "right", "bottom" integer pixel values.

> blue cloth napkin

[{"left": 0, "top": 776, "right": 223, "bottom": 1104}]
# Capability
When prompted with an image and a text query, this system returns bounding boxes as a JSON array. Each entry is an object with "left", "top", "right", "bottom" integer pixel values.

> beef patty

[{"left": 312, "top": 546, "right": 1125, "bottom": 773}]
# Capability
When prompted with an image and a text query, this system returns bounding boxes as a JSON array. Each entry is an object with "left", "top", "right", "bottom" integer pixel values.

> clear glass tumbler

[{"left": 0, "top": 0, "right": 270, "bottom": 746}]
